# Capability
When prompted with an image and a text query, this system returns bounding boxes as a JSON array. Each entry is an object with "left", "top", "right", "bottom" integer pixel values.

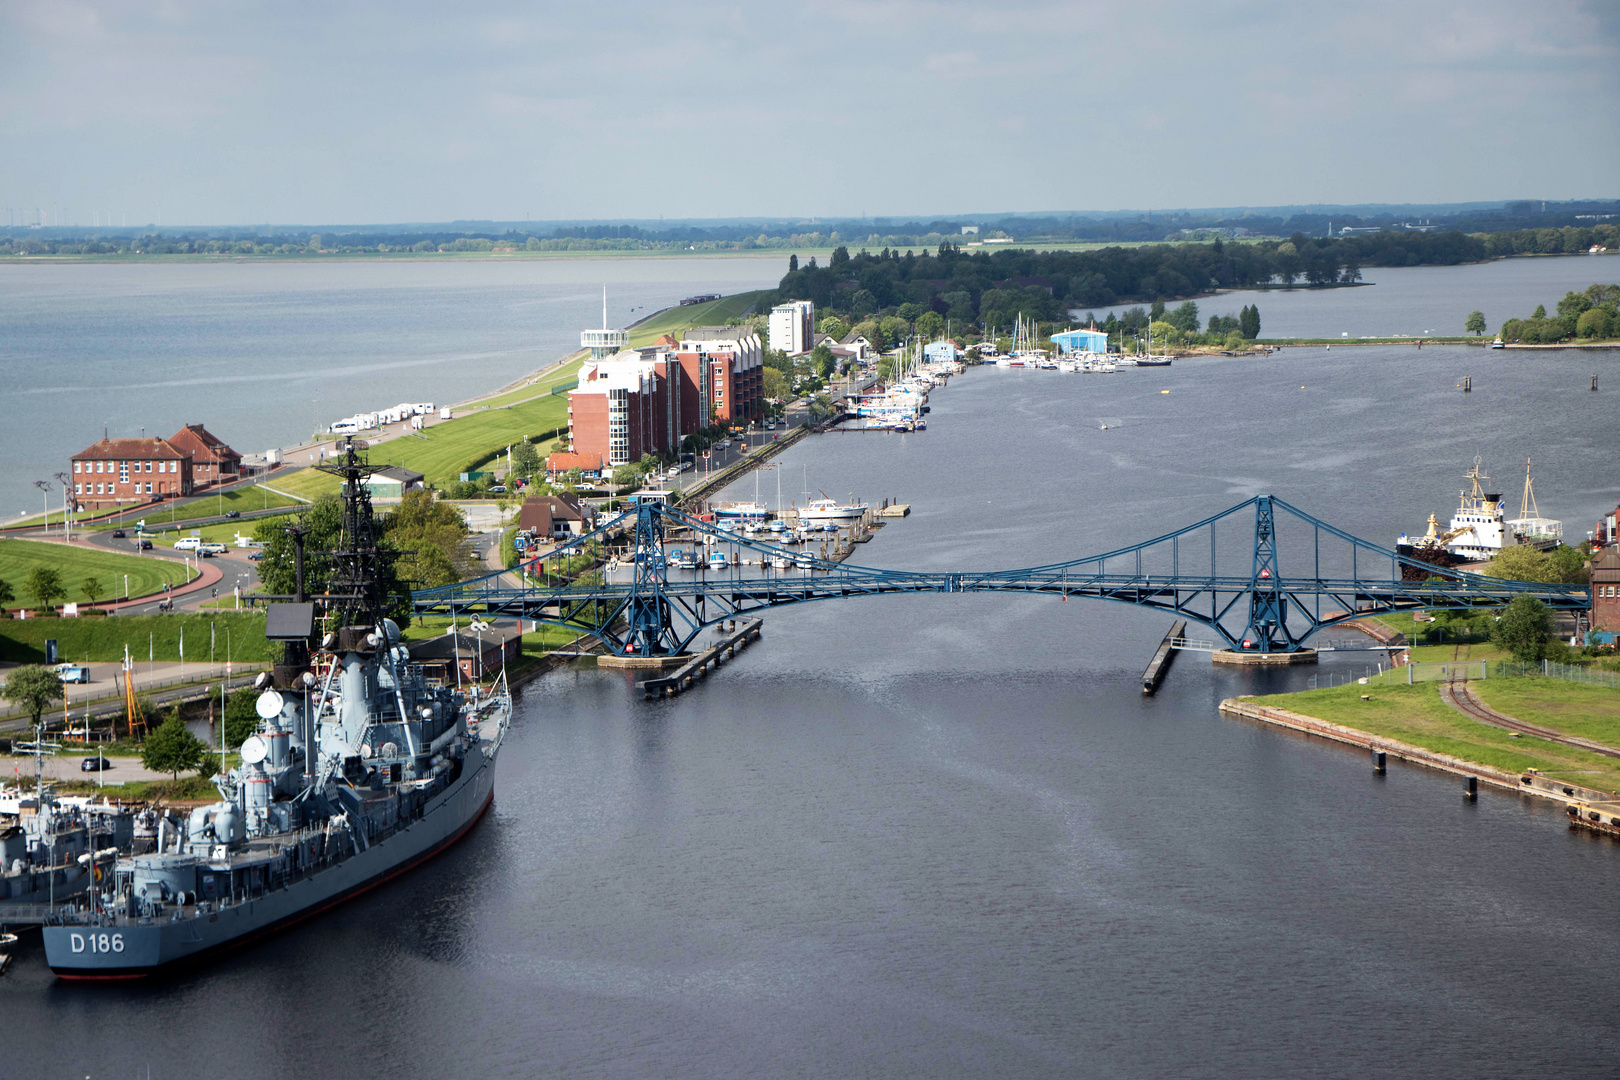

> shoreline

[{"left": 1219, "top": 695, "right": 1620, "bottom": 812}]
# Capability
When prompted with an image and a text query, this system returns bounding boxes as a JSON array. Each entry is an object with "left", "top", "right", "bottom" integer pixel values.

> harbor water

[{"left": 4, "top": 327, "right": 1620, "bottom": 1075}]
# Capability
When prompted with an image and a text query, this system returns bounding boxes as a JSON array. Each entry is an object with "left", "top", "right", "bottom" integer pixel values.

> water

[
  {"left": 0, "top": 256, "right": 784, "bottom": 515},
  {"left": 1074, "top": 253, "right": 1619, "bottom": 339},
  {"left": 6, "top": 332, "right": 1620, "bottom": 1076},
  {"left": 3, "top": 257, "right": 1620, "bottom": 1075}
]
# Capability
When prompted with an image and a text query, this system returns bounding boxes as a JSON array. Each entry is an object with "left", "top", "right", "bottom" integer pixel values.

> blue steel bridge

[{"left": 411, "top": 496, "right": 1588, "bottom": 659}]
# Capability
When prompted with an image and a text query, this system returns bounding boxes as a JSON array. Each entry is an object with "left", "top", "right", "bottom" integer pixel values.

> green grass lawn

[
  {"left": 1253, "top": 679, "right": 1620, "bottom": 791},
  {"left": 0, "top": 611, "right": 275, "bottom": 664},
  {"left": 270, "top": 393, "right": 570, "bottom": 493},
  {"left": 0, "top": 538, "right": 195, "bottom": 607},
  {"left": 461, "top": 356, "right": 586, "bottom": 409},
  {"left": 627, "top": 291, "right": 767, "bottom": 347},
  {"left": 262, "top": 469, "right": 340, "bottom": 501},
  {"left": 1472, "top": 677, "right": 1620, "bottom": 747}
]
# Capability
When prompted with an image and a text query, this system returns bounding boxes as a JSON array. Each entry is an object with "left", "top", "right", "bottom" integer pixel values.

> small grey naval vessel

[{"left": 43, "top": 442, "right": 510, "bottom": 979}]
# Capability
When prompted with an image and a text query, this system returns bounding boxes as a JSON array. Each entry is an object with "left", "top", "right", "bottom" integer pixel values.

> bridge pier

[{"left": 1211, "top": 649, "right": 1318, "bottom": 666}]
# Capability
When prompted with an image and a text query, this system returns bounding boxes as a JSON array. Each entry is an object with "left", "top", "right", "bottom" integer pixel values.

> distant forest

[{"left": 760, "top": 228, "right": 1620, "bottom": 323}]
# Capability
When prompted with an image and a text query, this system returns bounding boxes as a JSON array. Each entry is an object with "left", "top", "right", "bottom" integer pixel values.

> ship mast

[{"left": 1517, "top": 457, "right": 1541, "bottom": 522}]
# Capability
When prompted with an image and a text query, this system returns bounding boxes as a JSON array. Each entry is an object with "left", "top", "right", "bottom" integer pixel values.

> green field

[
  {"left": 461, "top": 356, "right": 586, "bottom": 409},
  {"left": 0, "top": 611, "right": 275, "bottom": 664},
  {"left": 1253, "top": 678, "right": 1620, "bottom": 791},
  {"left": 274, "top": 394, "right": 571, "bottom": 491},
  {"left": 627, "top": 291, "right": 767, "bottom": 347},
  {"left": 0, "top": 538, "right": 195, "bottom": 607}
]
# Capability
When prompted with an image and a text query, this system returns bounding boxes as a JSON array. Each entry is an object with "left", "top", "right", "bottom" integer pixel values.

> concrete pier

[
  {"left": 1141, "top": 620, "right": 1187, "bottom": 695},
  {"left": 1211, "top": 649, "right": 1318, "bottom": 666},
  {"left": 638, "top": 618, "right": 764, "bottom": 700}
]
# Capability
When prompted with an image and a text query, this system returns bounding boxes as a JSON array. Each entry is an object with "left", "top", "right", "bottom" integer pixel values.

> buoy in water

[{"left": 1160, "top": 389, "right": 1169, "bottom": 394}]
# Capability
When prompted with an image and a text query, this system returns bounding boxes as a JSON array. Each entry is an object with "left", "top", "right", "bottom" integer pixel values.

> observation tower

[{"left": 581, "top": 287, "right": 628, "bottom": 359}]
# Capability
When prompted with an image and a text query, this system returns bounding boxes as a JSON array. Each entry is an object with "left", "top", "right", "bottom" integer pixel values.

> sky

[{"left": 2, "top": 0, "right": 1617, "bottom": 227}]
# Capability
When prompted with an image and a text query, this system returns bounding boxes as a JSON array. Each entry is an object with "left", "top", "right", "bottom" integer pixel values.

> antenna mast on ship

[{"left": 1517, "top": 457, "right": 1541, "bottom": 522}]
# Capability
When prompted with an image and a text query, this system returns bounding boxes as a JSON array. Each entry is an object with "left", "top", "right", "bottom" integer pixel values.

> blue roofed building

[{"left": 1052, "top": 328, "right": 1109, "bottom": 355}]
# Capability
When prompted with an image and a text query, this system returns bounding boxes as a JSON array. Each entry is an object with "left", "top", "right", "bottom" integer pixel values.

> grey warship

[{"left": 43, "top": 442, "right": 511, "bottom": 979}]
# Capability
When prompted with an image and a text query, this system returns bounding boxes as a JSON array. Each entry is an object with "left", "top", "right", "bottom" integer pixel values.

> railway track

[{"left": 1439, "top": 678, "right": 1620, "bottom": 760}]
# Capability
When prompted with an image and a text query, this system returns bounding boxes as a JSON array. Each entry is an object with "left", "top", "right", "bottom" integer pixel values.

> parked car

[
  {"left": 111, "top": 529, "right": 126, "bottom": 538},
  {"left": 54, "top": 663, "right": 91, "bottom": 684},
  {"left": 224, "top": 510, "right": 241, "bottom": 519},
  {"left": 80, "top": 756, "right": 110, "bottom": 772},
  {"left": 489, "top": 485, "right": 507, "bottom": 494}
]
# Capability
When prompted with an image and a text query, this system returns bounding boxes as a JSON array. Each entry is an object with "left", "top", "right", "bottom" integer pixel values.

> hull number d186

[{"left": 69, "top": 932, "right": 125, "bottom": 953}]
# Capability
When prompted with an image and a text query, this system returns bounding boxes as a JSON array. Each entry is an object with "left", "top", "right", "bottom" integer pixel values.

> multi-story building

[
  {"left": 768, "top": 300, "right": 815, "bottom": 356},
  {"left": 678, "top": 326, "right": 763, "bottom": 426},
  {"left": 166, "top": 423, "right": 241, "bottom": 488},
  {"left": 71, "top": 437, "right": 193, "bottom": 507},
  {"left": 550, "top": 345, "right": 714, "bottom": 475}
]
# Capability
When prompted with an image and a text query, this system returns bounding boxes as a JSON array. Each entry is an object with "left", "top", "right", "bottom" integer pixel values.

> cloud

[{"left": 0, "top": 0, "right": 1614, "bottom": 223}]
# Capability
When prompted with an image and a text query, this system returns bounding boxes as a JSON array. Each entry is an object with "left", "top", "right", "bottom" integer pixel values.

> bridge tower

[
  {"left": 1241, "top": 496, "right": 1290, "bottom": 652},
  {"left": 624, "top": 501, "right": 676, "bottom": 656}
]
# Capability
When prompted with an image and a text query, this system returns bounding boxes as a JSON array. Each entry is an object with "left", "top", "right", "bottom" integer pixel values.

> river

[
  {"left": 4, "top": 302, "right": 1620, "bottom": 1075},
  {"left": 0, "top": 256, "right": 784, "bottom": 516}
]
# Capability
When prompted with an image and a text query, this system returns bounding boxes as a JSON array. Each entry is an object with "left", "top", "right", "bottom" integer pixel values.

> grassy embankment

[
  {"left": 265, "top": 290, "right": 772, "bottom": 502},
  {"left": 0, "top": 611, "right": 275, "bottom": 664},
  {"left": 0, "top": 538, "right": 195, "bottom": 608},
  {"left": 1252, "top": 676, "right": 1620, "bottom": 792}
]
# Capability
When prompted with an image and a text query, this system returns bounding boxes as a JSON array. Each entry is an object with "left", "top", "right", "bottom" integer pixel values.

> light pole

[
  {"left": 34, "top": 480, "right": 49, "bottom": 535},
  {"left": 55, "top": 472, "right": 71, "bottom": 543}
]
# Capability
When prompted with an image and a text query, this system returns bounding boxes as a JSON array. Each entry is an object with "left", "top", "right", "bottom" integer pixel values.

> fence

[
  {"left": 1352, "top": 660, "right": 1489, "bottom": 688},
  {"left": 1495, "top": 659, "right": 1620, "bottom": 689}
]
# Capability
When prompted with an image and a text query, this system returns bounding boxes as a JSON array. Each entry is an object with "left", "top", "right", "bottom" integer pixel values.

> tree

[
  {"left": 1, "top": 665, "right": 63, "bottom": 727},
  {"left": 510, "top": 440, "right": 540, "bottom": 479},
  {"left": 788, "top": 253, "right": 798, "bottom": 272},
  {"left": 223, "top": 688, "right": 260, "bottom": 749},
  {"left": 1491, "top": 594, "right": 1552, "bottom": 663},
  {"left": 0, "top": 578, "right": 13, "bottom": 613},
  {"left": 1239, "top": 304, "right": 1261, "bottom": 340},
  {"left": 916, "top": 311, "right": 945, "bottom": 339},
  {"left": 611, "top": 464, "right": 640, "bottom": 489},
  {"left": 1465, "top": 311, "right": 1486, "bottom": 336},
  {"left": 811, "top": 343, "right": 835, "bottom": 379},
  {"left": 25, "top": 566, "right": 64, "bottom": 611},
  {"left": 1531, "top": 304, "right": 1547, "bottom": 320},
  {"left": 140, "top": 713, "right": 208, "bottom": 780},
  {"left": 81, "top": 576, "right": 104, "bottom": 604},
  {"left": 762, "top": 367, "right": 788, "bottom": 400}
]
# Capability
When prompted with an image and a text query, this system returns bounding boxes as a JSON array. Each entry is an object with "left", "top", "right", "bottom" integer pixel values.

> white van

[{"left": 173, "top": 537, "right": 202, "bottom": 551}]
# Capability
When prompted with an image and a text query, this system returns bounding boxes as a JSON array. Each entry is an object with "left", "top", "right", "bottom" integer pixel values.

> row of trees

[
  {"left": 767, "top": 233, "right": 1471, "bottom": 330},
  {"left": 1496, "top": 283, "right": 1620, "bottom": 343}
]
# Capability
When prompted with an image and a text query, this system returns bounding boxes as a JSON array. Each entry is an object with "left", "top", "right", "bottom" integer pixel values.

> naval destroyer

[{"left": 42, "top": 442, "right": 510, "bottom": 978}]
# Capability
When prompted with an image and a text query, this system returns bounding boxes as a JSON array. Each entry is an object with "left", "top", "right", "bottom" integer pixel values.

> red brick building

[
  {"left": 167, "top": 423, "right": 241, "bottom": 488},
  {"left": 1592, "top": 547, "right": 1620, "bottom": 636},
  {"left": 72, "top": 437, "right": 193, "bottom": 507},
  {"left": 549, "top": 347, "right": 713, "bottom": 476},
  {"left": 677, "top": 326, "right": 763, "bottom": 426}
]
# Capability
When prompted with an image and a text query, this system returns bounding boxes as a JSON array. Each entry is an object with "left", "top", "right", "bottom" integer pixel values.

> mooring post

[
  {"left": 1464, "top": 776, "right": 1478, "bottom": 800},
  {"left": 1373, "top": 750, "right": 1386, "bottom": 774}
]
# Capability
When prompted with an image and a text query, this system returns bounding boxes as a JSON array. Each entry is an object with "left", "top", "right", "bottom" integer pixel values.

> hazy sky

[{"left": 3, "top": 0, "right": 1617, "bottom": 226}]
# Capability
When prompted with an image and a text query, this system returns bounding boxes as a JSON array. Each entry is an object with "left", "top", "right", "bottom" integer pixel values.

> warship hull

[{"left": 43, "top": 742, "right": 499, "bottom": 980}]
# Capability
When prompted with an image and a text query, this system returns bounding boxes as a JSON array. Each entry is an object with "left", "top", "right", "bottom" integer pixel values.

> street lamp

[
  {"left": 54, "top": 472, "right": 71, "bottom": 543},
  {"left": 34, "top": 480, "right": 49, "bottom": 535}
]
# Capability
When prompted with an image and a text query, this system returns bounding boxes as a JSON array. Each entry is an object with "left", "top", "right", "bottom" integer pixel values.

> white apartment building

[{"left": 768, "top": 300, "right": 815, "bottom": 356}]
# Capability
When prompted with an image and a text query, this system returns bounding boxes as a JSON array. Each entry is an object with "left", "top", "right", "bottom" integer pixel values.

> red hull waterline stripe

[{"left": 53, "top": 790, "right": 496, "bottom": 981}]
